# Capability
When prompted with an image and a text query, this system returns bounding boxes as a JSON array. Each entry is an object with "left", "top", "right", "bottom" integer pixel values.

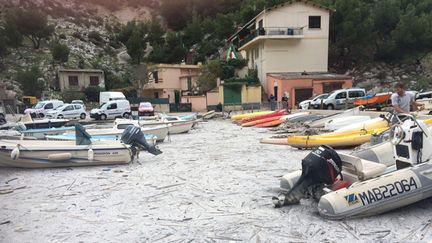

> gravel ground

[{"left": 1, "top": 118, "right": 432, "bottom": 242}]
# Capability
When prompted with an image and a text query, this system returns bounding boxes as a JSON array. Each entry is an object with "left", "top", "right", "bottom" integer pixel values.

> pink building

[
  {"left": 142, "top": 63, "right": 201, "bottom": 104},
  {"left": 267, "top": 72, "right": 353, "bottom": 108}
]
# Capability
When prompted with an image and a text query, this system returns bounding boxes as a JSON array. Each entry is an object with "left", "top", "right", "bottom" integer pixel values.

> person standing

[{"left": 391, "top": 83, "right": 424, "bottom": 114}]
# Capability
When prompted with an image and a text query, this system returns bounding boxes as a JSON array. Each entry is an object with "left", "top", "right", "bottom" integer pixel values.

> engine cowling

[{"left": 121, "top": 125, "right": 162, "bottom": 155}]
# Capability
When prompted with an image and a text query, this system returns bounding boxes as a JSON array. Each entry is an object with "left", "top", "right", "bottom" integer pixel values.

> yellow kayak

[
  {"left": 260, "top": 128, "right": 388, "bottom": 146},
  {"left": 333, "top": 117, "right": 389, "bottom": 134},
  {"left": 231, "top": 111, "right": 273, "bottom": 121},
  {"left": 287, "top": 133, "right": 374, "bottom": 148}
]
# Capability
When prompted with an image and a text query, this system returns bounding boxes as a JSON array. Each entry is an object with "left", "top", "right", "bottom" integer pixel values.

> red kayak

[
  {"left": 242, "top": 115, "right": 284, "bottom": 127},
  {"left": 255, "top": 118, "right": 285, "bottom": 128},
  {"left": 239, "top": 109, "right": 287, "bottom": 124}
]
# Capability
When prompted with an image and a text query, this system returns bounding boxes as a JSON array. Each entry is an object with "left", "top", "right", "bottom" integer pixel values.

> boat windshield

[{"left": 33, "top": 102, "right": 45, "bottom": 109}]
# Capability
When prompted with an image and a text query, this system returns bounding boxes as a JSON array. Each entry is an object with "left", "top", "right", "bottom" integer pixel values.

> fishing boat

[
  {"left": 353, "top": 92, "right": 391, "bottom": 106},
  {"left": 273, "top": 116, "right": 432, "bottom": 219},
  {"left": 118, "top": 118, "right": 194, "bottom": 134},
  {"left": 46, "top": 133, "right": 157, "bottom": 146},
  {"left": 0, "top": 113, "right": 69, "bottom": 130},
  {"left": 201, "top": 110, "right": 216, "bottom": 120},
  {"left": 0, "top": 124, "right": 161, "bottom": 168},
  {"left": 18, "top": 124, "right": 96, "bottom": 139},
  {"left": 66, "top": 121, "right": 169, "bottom": 142}
]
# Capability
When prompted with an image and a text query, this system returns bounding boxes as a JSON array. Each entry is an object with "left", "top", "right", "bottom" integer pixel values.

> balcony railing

[{"left": 238, "top": 27, "right": 304, "bottom": 48}]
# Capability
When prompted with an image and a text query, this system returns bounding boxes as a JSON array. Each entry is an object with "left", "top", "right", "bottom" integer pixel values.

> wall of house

[
  {"left": 241, "top": 85, "right": 262, "bottom": 103},
  {"left": 59, "top": 72, "right": 104, "bottom": 91},
  {"left": 206, "top": 91, "right": 220, "bottom": 106},
  {"left": 181, "top": 95, "right": 207, "bottom": 112},
  {"left": 260, "top": 2, "right": 330, "bottom": 37},
  {"left": 243, "top": 2, "right": 330, "bottom": 92},
  {"left": 267, "top": 75, "right": 353, "bottom": 108}
]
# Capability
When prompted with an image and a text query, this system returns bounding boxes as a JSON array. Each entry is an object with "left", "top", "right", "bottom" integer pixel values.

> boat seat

[{"left": 339, "top": 153, "right": 387, "bottom": 181}]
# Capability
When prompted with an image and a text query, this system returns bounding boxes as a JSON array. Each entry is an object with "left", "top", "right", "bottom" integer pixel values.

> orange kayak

[
  {"left": 254, "top": 119, "right": 285, "bottom": 128},
  {"left": 354, "top": 93, "right": 391, "bottom": 106},
  {"left": 239, "top": 109, "right": 287, "bottom": 124},
  {"left": 241, "top": 115, "right": 284, "bottom": 127}
]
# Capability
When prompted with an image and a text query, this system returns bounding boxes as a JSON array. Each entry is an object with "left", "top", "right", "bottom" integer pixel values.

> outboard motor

[
  {"left": 75, "top": 123, "right": 92, "bottom": 145},
  {"left": 391, "top": 115, "right": 432, "bottom": 169},
  {"left": 121, "top": 125, "right": 162, "bottom": 155},
  {"left": 273, "top": 145, "right": 342, "bottom": 207}
]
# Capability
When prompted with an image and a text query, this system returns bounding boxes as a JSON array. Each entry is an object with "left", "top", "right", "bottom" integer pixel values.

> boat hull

[
  {"left": 0, "top": 140, "right": 133, "bottom": 168},
  {"left": 318, "top": 163, "right": 432, "bottom": 219}
]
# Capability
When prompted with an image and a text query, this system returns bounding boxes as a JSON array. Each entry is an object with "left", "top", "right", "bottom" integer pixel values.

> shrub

[
  {"left": 88, "top": 31, "right": 103, "bottom": 45},
  {"left": 51, "top": 41, "right": 70, "bottom": 63},
  {"left": 62, "top": 89, "right": 86, "bottom": 103},
  {"left": 84, "top": 86, "right": 105, "bottom": 102}
]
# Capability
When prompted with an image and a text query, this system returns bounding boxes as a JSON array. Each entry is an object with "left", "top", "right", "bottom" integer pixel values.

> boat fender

[
  {"left": 88, "top": 148, "right": 94, "bottom": 161},
  {"left": 11, "top": 146, "right": 20, "bottom": 160},
  {"left": 48, "top": 153, "right": 72, "bottom": 161}
]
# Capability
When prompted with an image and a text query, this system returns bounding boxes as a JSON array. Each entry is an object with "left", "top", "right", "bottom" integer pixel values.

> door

[
  {"left": 62, "top": 105, "right": 75, "bottom": 118},
  {"left": 223, "top": 86, "right": 241, "bottom": 105},
  {"left": 294, "top": 88, "right": 313, "bottom": 106},
  {"left": 335, "top": 91, "right": 348, "bottom": 109},
  {"left": 106, "top": 103, "right": 119, "bottom": 118}
]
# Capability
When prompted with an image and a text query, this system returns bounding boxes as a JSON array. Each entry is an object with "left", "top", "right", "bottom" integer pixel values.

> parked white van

[
  {"left": 24, "top": 100, "right": 64, "bottom": 118},
  {"left": 99, "top": 91, "right": 126, "bottom": 105},
  {"left": 322, "top": 88, "right": 366, "bottom": 110},
  {"left": 90, "top": 100, "right": 131, "bottom": 120}
]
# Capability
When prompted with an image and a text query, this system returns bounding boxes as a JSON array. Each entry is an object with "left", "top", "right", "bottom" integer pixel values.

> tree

[
  {"left": 126, "top": 28, "right": 144, "bottom": 64},
  {"left": 146, "top": 20, "right": 165, "bottom": 47},
  {"left": 51, "top": 41, "right": 70, "bottom": 63},
  {"left": 6, "top": 9, "right": 54, "bottom": 49},
  {"left": 15, "top": 67, "right": 45, "bottom": 98},
  {"left": 197, "top": 60, "right": 223, "bottom": 92}
]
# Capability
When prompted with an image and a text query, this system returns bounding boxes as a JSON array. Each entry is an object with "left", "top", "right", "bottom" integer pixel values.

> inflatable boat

[{"left": 273, "top": 116, "right": 432, "bottom": 219}]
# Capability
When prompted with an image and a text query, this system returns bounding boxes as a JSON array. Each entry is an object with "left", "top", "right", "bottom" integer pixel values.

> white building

[{"left": 228, "top": 0, "right": 333, "bottom": 92}]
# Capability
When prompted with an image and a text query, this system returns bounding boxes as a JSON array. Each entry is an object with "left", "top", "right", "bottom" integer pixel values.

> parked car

[
  {"left": 138, "top": 102, "right": 155, "bottom": 116},
  {"left": 24, "top": 100, "right": 64, "bottom": 118},
  {"left": 299, "top": 93, "right": 329, "bottom": 110},
  {"left": 322, "top": 88, "right": 366, "bottom": 110},
  {"left": 71, "top": 100, "right": 86, "bottom": 111},
  {"left": 46, "top": 103, "right": 87, "bottom": 119},
  {"left": 90, "top": 99, "right": 131, "bottom": 120},
  {"left": 0, "top": 106, "right": 5, "bottom": 125}
]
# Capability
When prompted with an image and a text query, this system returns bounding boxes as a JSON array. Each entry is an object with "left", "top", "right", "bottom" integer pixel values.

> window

[
  {"left": 90, "top": 76, "right": 99, "bottom": 86},
  {"left": 153, "top": 71, "right": 159, "bottom": 83},
  {"left": 107, "top": 103, "right": 117, "bottom": 110},
  {"left": 187, "top": 77, "right": 192, "bottom": 91},
  {"left": 335, "top": 92, "right": 347, "bottom": 99},
  {"left": 349, "top": 91, "right": 365, "bottom": 98},
  {"left": 68, "top": 76, "right": 79, "bottom": 86},
  {"left": 309, "top": 16, "right": 321, "bottom": 29},
  {"left": 44, "top": 103, "right": 53, "bottom": 109},
  {"left": 154, "top": 92, "right": 159, "bottom": 98},
  {"left": 64, "top": 105, "right": 74, "bottom": 111},
  {"left": 74, "top": 104, "right": 82, "bottom": 109}
]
